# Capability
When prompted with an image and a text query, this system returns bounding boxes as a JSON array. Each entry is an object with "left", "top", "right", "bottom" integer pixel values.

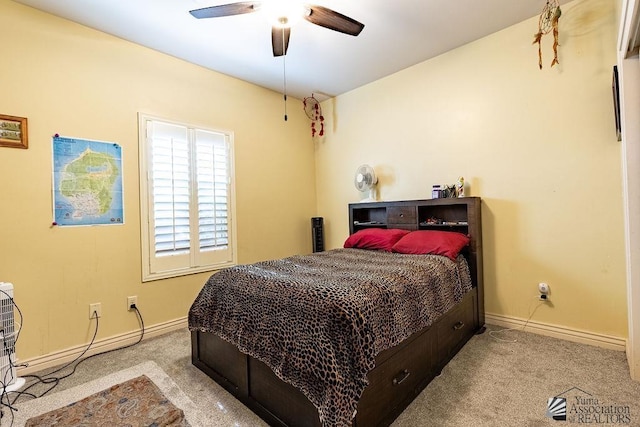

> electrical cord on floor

[
  {"left": 0, "top": 290, "right": 24, "bottom": 427},
  {"left": 488, "top": 297, "right": 545, "bottom": 343},
  {"left": 9, "top": 311, "right": 101, "bottom": 408},
  {"left": 0, "top": 303, "right": 145, "bottom": 426},
  {"left": 46, "top": 305, "right": 146, "bottom": 389}
]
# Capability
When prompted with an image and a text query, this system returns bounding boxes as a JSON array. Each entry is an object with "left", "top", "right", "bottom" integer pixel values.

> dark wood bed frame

[{"left": 191, "top": 197, "right": 484, "bottom": 426}]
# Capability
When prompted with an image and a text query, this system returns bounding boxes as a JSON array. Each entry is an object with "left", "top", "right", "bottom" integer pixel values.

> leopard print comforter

[{"left": 188, "top": 248, "right": 473, "bottom": 426}]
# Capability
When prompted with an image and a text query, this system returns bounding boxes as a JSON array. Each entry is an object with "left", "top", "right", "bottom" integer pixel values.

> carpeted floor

[{"left": 9, "top": 325, "right": 640, "bottom": 426}]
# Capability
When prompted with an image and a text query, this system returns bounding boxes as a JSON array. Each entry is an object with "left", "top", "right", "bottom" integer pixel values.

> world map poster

[{"left": 53, "top": 135, "right": 124, "bottom": 226}]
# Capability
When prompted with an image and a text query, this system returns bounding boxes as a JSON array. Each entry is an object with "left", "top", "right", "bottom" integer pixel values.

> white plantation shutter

[
  {"left": 194, "top": 130, "right": 230, "bottom": 265},
  {"left": 152, "top": 123, "right": 190, "bottom": 258},
  {"left": 139, "top": 115, "right": 236, "bottom": 281}
]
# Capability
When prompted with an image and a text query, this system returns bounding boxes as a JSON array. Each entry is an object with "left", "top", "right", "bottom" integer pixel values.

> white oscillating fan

[{"left": 354, "top": 164, "right": 378, "bottom": 202}]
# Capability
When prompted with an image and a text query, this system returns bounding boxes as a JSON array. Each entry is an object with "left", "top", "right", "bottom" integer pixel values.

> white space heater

[{"left": 0, "top": 283, "right": 24, "bottom": 392}]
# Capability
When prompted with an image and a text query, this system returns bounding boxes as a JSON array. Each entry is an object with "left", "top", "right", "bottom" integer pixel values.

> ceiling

[{"left": 12, "top": 0, "right": 568, "bottom": 101}]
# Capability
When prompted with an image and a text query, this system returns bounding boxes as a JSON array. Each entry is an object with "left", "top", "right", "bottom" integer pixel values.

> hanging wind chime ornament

[
  {"left": 533, "top": 0, "right": 561, "bottom": 69},
  {"left": 303, "top": 94, "right": 324, "bottom": 137}
]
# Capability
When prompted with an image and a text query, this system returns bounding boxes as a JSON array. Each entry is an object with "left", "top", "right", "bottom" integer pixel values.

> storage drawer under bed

[
  {"left": 436, "top": 290, "right": 476, "bottom": 362},
  {"left": 356, "top": 325, "right": 437, "bottom": 426}
]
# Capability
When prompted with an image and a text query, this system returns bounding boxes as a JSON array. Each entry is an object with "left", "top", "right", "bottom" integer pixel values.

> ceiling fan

[{"left": 189, "top": 1, "right": 365, "bottom": 57}]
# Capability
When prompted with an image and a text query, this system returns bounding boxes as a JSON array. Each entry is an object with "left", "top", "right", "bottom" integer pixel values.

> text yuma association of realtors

[{"left": 568, "top": 396, "right": 631, "bottom": 424}]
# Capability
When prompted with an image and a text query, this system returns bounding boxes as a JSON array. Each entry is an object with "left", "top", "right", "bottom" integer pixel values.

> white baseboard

[
  {"left": 16, "top": 313, "right": 628, "bottom": 376},
  {"left": 17, "top": 317, "right": 188, "bottom": 376},
  {"left": 485, "top": 312, "right": 627, "bottom": 352}
]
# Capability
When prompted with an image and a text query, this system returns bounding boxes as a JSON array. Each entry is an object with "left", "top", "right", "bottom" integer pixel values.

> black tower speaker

[{"left": 311, "top": 217, "right": 324, "bottom": 253}]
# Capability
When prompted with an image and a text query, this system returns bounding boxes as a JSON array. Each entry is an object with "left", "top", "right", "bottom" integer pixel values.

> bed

[{"left": 189, "top": 197, "right": 484, "bottom": 426}]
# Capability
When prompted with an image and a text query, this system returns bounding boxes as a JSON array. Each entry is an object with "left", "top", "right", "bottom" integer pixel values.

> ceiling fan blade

[
  {"left": 189, "top": 2, "right": 260, "bottom": 19},
  {"left": 304, "top": 5, "right": 364, "bottom": 36},
  {"left": 272, "top": 26, "right": 291, "bottom": 57}
]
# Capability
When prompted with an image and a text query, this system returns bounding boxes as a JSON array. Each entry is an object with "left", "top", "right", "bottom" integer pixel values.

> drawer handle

[
  {"left": 392, "top": 369, "right": 410, "bottom": 385},
  {"left": 453, "top": 321, "right": 465, "bottom": 330}
]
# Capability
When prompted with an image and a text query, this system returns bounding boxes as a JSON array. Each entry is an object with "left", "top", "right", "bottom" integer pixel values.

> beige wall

[
  {"left": 0, "top": 0, "right": 316, "bottom": 360},
  {"left": 316, "top": 0, "right": 628, "bottom": 338}
]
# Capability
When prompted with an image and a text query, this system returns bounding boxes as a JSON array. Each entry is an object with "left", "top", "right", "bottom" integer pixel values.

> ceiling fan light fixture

[
  {"left": 274, "top": 16, "right": 291, "bottom": 28},
  {"left": 262, "top": 0, "right": 305, "bottom": 27}
]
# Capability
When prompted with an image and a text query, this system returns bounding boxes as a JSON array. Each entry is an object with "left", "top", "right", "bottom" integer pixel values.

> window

[{"left": 139, "top": 114, "right": 236, "bottom": 281}]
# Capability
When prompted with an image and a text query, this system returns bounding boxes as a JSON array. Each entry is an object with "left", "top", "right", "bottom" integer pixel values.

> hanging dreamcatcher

[
  {"left": 303, "top": 94, "right": 324, "bottom": 137},
  {"left": 533, "top": 0, "right": 561, "bottom": 69}
]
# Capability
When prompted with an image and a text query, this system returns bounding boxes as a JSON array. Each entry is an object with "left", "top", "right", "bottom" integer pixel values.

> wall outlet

[
  {"left": 538, "top": 282, "right": 550, "bottom": 294},
  {"left": 89, "top": 303, "right": 101, "bottom": 319},
  {"left": 127, "top": 296, "right": 137, "bottom": 311}
]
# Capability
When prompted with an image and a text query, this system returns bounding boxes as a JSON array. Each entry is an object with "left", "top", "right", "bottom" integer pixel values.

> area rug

[
  {"left": 12, "top": 361, "right": 206, "bottom": 426},
  {"left": 25, "top": 375, "right": 188, "bottom": 426}
]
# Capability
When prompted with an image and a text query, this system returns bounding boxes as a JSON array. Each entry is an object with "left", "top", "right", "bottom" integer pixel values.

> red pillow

[
  {"left": 391, "top": 230, "right": 470, "bottom": 260},
  {"left": 344, "top": 228, "right": 411, "bottom": 252}
]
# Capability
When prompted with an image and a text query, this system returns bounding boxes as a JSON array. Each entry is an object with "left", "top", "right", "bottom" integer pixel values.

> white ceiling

[{"left": 12, "top": 0, "right": 569, "bottom": 101}]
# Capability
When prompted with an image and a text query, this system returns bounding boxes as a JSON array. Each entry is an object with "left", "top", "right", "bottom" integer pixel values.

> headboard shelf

[
  {"left": 351, "top": 206, "right": 387, "bottom": 226},
  {"left": 349, "top": 197, "right": 481, "bottom": 241},
  {"left": 419, "top": 222, "right": 468, "bottom": 230}
]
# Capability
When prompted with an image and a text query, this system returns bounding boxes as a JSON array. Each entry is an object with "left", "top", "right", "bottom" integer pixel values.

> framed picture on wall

[
  {"left": 612, "top": 66, "right": 622, "bottom": 142},
  {"left": 0, "top": 114, "right": 28, "bottom": 149}
]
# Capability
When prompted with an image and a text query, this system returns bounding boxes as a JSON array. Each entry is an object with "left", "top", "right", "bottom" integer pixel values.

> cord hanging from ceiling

[{"left": 281, "top": 26, "right": 288, "bottom": 121}]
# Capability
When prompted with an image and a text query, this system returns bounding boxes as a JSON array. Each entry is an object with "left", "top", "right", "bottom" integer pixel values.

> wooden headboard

[{"left": 348, "top": 197, "right": 484, "bottom": 326}]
